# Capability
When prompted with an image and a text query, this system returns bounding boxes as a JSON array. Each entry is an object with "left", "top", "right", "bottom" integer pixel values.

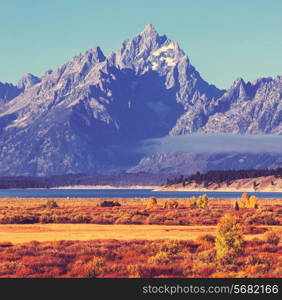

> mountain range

[{"left": 1, "top": 24, "right": 282, "bottom": 176}]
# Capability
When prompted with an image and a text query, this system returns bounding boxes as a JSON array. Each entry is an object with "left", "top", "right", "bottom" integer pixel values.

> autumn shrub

[
  {"left": 39, "top": 214, "right": 54, "bottom": 223},
  {"left": 196, "top": 234, "right": 215, "bottom": 244},
  {"left": 100, "top": 201, "right": 121, "bottom": 207},
  {"left": 186, "top": 195, "right": 209, "bottom": 209},
  {"left": 148, "top": 251, "right": 170, "bottom": 265},
  {"left": 243, "top": 226, "right": 268, "bottom": 235},
  {"left": 84, "top": 257, "right": 107, "bottom": 278},
  {"left": 238, "top": 193, "right": 260, "bottom": 209},
  {"left": 243, "top": 254, "right": 273, "bottom": 274},
  {"left": 215, "top": 214, "right": 244, "bottom": 263},
  {"left": 45, "top": 200, "right": 59, "bottom": 209},
  {"left": 0, "top": 237, "right": 281, "bottom": 278},
  {"left": 0, "top": 213, "right": 39, "bottom": 224},
  {"left": 243, "top": 264, "right": 269, "bottom": 277},
  {"left": 130, "top": 214, "right": 146, "bottom": 224},
  {"left": 196, "top": 194, "right": 209, "bottom": 209},
  {"left": 233, "top": 200, "right": 240, "bottom": 210},
  {"left": 163, "top": 200, "right": 179, "bottom": 209},
  {"left": 241, "top": 192, "right": 249, "bottom": 203},
  {"left": 114, "top": 215, "right": 132, "bottom": 224},
  {"left": 126, "top": 264, "right": 143, "bottom": 278},
  {"left": 244, "top": 211, "right": 279, "bottom": 225},
  {"left": 0, "top": 241, "right": 13, "bottom": 248},
  {"left": 182, "top": 258, "right": 193, "bottom": 276},
  {"left": 194, "top": 262, "right": 216, "bottom": 277},
  {"left": 197, "top": 249, "right": 217, "bottom": 264},
  {"left": 71, "top": 214, "right": 92, "bottom": 223},
  {"left": 147, "top": 214, "right": 165, "bottom": 224},
  {"left": 186, "top": 196, "right": 197, "bottom": 208},
  {"left": 146, "top": 197, "right": 158, "bottom": 209},
  {"left": 156, "top": 240, "right": 182, "bottom": 255},
  {"left": 0, "top": 261, "right": 19, "bottom": 275},
  {"left": 264, "top": 231, "right": 281, "bottom": 245}
]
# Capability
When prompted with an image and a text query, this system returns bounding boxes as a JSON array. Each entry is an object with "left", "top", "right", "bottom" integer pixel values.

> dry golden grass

[
  {"left": 0, "top": 223, "right": 281, "bottom": 244},
  {"left": 0, "top": 197, "right": 281, "bottom": 208}
]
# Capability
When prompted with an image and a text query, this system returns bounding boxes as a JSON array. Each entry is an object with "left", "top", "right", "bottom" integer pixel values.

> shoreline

[
  {"left": 2, "top": 186, "right": 282, "bottom": 193},
  {"left": 154, "top": 187, "right": 282, "bottom": 192},
  {"left": 50, "top": 185, "right": 158, "bottom": 190}
]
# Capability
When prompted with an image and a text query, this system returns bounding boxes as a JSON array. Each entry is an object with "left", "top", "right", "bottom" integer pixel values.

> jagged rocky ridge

[{"left": 0, "top": 24, "right": 282, "bottom": 176}]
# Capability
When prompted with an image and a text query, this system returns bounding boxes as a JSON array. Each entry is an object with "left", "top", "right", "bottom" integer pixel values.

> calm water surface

[{"left": 0, "top": 189, "right": 282, "bottom": 199}]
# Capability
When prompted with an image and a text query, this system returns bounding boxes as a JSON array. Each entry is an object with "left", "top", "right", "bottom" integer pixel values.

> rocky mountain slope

[
  {"left": 0, "top": 82, "right": 21, "bottom": 106},
  {"left": 0, "top": 24, "right": 282, "bottom": 176}
]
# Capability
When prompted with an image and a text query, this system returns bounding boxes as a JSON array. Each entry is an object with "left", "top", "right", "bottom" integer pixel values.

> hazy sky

[{"left": 1, "top": 0, "right": 282, "bottom": 88}]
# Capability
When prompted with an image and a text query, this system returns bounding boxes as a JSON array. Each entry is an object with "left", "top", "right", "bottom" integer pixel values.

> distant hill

[
  {"left": 158, "top": 175, "right": 282, "bottom": 192},
  {"left": 158, "top": 168, "right": 282, "bottom": 192}
]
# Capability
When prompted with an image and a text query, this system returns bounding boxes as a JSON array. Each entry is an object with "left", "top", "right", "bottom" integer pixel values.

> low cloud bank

[{"left": 140, "top": 133, "right": 282, "bottom": 154}]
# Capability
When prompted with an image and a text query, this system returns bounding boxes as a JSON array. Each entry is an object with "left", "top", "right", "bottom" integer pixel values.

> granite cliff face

[
  {"left": 0, "top": 82, "right": 21, "bottom": 106},
  {"left": 0, "top": 24, "right": 281, "bottom": 175}
]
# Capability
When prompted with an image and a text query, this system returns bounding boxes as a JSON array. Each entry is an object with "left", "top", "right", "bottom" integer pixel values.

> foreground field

[
  {"left": 0, "top": 236, "right": 281, "bottom": 278},
  {"left": 0, "top": 196, "right": 281, "bottom": 278}
]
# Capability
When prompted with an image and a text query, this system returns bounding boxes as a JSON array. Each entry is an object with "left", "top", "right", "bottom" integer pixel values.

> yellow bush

[
  {"left": 215, "top": 214, "right": 244, "bottom": 263},
  {"left": 186, "top": 196, "right": 197, "bottom": 208},
  {"left": 85, "top": 257, "right": 107, "bottom": 278},
  {"left": 196, "top": 194, "right": 209, "bottom": 208},
  {"left": 148, "top": 251, "right": 170, "bottom": 265},
  {"left": 163, "top": 200, "right": 179, "bottom": 209},
  {"left": 146, "top": 197, "right": 158, "bottom": 209},
  {"left": 156, "top": 240, "right": 182, "bottom": 255},
  {"left": 186, "top": 195, "right": 208, "bottom": 208},
  {"left": 248, "top": 195, "right": 259, "bottom": 208},
  {"left": 238, "top": 193, "right": 260, "bottom": 209}
]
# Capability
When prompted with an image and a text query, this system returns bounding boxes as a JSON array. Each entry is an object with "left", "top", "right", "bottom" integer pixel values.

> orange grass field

[
  {"left": 0, "top": 224, "right": 281, "bottom": 244},
  {"left": 0, "top": 196, "right": 281, "bottom": 278},
  {"left": 0, "top": 197, "right": 281, "bottom": 245}
]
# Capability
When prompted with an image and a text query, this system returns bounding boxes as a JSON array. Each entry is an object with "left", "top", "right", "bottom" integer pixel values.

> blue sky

[{"left": 1, "top": 0, "right": 282, "bottom": 89}]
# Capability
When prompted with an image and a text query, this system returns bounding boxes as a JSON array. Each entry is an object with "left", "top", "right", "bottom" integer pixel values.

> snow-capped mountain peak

[{"left": 0, "top": 25, "right": 281, "bottom": 176}]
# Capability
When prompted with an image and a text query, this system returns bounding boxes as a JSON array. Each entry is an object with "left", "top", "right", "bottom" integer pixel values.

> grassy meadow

[{"left": 0, "top": 195, "right": 281, "bottom": 278}]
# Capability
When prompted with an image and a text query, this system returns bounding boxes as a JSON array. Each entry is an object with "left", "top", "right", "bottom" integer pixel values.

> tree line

[
  {"left": 166, "top": 168, "right": 282, "bottom": 186},
  {"left": 0, "top": 173, "right": 168, "bottom": 189}
]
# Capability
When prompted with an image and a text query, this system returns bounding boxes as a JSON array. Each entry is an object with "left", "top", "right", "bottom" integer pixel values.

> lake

[{"left": 0, "top": 189, "right": 282, "bottom": 199}]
